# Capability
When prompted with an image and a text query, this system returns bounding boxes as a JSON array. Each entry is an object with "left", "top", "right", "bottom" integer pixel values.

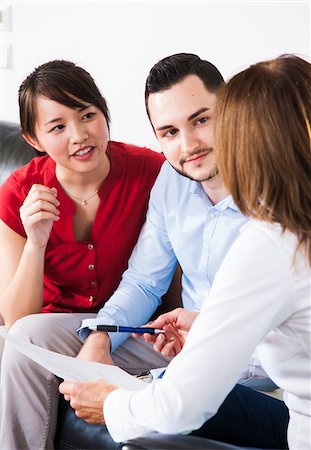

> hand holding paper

[{"left": 59, "top": 379, "right": 116, "bottom": 424}]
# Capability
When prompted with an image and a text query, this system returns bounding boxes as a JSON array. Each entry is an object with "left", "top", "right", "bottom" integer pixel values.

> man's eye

[
  {"left": 195, "top": 117, "right": 208, "bottom": 125},
  {"left": 163, "top": 128, "right": 178, "bottom": 137},
  {"left": 50, "top": 124, "right": 65, "bottom": 133}
]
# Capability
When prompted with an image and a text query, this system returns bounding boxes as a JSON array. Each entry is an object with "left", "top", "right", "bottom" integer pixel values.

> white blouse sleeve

[{"left": 104, "top": 224, "right": 295, "bottom": 442}]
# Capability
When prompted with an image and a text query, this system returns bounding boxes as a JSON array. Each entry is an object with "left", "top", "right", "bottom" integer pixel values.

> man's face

[{"left": 148, "top": 74, "right": 217, "bottom": 182}]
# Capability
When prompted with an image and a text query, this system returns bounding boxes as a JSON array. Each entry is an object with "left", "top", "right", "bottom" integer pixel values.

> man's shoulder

[
  {"left": 151, "top": 162, "right": 193, "bottom": 208},
  {"left": 155, "top": 161, "right": 191, "bottom": 187}
]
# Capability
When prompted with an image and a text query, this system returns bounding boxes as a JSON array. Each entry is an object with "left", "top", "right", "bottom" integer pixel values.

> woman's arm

[
  {"left": 60, "top": 226, "right": 297, "bottom": 441},
  {"left": 103, "top": 226, "right": 296, "bottom": 441},
  {"left": 0, "top": 184, "right": 60, "bottom": 327}
]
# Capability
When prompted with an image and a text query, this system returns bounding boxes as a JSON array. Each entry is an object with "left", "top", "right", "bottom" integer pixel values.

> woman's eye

[
  {"left": 83, "top": 112, "right": 95, "bottom": 120},
  {"left": 50, "top": 124, "right": 64, "bottom": 133}
]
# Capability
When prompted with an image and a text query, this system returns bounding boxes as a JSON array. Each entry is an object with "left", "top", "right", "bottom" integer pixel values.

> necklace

[{"left": 64, "top": 188, "right": 99, "bottom": 205}]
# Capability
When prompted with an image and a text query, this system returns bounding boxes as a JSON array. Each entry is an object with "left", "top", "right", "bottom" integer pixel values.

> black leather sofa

[{"left": 1, "top": 121, "right": 253, "bottom": 450}]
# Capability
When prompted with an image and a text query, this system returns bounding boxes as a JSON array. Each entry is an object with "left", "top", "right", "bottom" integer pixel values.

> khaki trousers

[{"left": 0, "top": 313, "right": 171, "bottom": 450}]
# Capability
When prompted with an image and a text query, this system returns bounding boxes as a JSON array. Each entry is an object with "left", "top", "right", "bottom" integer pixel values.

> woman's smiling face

[{"left": 24, "top": 95, "right": 109, "bottom": 177}]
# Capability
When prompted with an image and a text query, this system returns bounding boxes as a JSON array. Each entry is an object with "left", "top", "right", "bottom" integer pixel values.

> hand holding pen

[{"left": 138, "top": 308, "right": 199, "bottom": 357}]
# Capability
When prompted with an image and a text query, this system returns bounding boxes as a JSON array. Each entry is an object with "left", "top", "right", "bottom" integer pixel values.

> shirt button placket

[{"left": 87, "top": 242, "right": 97, "bottom": 305}]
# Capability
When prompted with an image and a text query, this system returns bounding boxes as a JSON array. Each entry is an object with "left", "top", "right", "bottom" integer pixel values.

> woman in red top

[{"left": 0, "top": 60, "right": 164, "bottom": 449}]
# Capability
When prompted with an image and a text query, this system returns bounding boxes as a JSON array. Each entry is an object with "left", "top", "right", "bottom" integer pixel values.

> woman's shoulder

[
  {"left": 1, "top": 155, "right": 54, "bottom": 192},
  {"left": 240, "top": 220, "right": 309, "bottom": 273}
]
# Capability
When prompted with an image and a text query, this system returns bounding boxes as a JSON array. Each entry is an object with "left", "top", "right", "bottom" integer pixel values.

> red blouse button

[
  {"left": 88, "top": 264, "right": 95, "bottom": 270},
  {"left": 88, "top": 244, "right": 94, "bottom": 250}
]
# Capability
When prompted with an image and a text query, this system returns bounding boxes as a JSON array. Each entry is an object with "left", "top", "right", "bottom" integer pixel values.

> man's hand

[
  {"left": 135, "top": 308, "right": 199, "bottom": 357},
  {"left": 59, "top": 380, "right": 117, "bottom": 424},
  {"left": 77, "top": 331, "right": 114, "bottom": 365}
]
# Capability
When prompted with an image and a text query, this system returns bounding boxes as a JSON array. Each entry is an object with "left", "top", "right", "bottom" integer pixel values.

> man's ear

[{"left": 22, "top": 133, "right": 40, "bottom": 151}]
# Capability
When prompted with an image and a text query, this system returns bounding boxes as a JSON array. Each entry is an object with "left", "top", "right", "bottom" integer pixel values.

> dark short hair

[
  {"left": 19, "top": 60, "right": 110, "bottom": 138},
  {"left": 145, "top": 53, "right": 224, "bottom": 119}
]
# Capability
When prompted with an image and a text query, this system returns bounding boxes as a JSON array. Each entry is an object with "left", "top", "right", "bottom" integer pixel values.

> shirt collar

[{"left": 190, "top": 180, "right": 240, "bottom": 212}]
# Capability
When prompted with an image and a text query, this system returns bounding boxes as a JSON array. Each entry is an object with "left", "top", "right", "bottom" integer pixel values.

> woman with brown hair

[{"left": 60, "top": 54, "right": 311, "bottom": 449}]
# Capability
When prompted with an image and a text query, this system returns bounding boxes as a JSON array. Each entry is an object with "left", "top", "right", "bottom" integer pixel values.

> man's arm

[
  {"left": 59, "top": 308, "right": 195, "bottom": 422},
  {"left": 77, "top": 331, "right": 113, "bottom": 365},
  {"left": 78, "top": 163, "right": 178, "bottom": 357}
]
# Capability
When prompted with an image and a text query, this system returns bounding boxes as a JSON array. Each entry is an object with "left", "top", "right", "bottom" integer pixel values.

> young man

[{"left": 78, "top": 53, "right": 248, "bottom": 362}]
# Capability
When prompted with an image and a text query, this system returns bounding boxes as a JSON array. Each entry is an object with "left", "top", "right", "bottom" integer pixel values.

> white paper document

[{"left": 0, "top": 328, "right": 144, "bottom": 390}]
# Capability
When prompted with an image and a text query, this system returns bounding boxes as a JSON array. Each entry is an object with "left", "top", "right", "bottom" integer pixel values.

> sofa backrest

[{"left": 0, "top": 121, "right": 37, "bottom": 186}]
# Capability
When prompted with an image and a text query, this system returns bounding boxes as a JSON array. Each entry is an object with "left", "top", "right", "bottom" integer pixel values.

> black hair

[
  {"left": 19, "top": 60, "right": 110, "bottom": 138},
  {"left": 145, "top": 53, "right": 224, "bottom": 119}
]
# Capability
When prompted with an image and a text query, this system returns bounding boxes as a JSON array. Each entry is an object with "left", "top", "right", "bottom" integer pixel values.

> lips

[
  {"left": 186, "top": 150, "right": 211, "bottom": 163},
  {"left": 73, "top": 146, "right": 94, "bottom": 157}
]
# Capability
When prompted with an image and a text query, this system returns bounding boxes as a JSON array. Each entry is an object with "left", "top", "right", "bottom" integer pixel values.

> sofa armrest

[
  {"left": 121, "top": 432, "right": 254, "bottom": 450},
  {"left": 55, "top": 399, "right": 253, "bottom": 450}
]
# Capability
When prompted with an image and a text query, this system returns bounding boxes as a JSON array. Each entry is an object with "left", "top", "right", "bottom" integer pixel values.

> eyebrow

[
  {"left": 44, "top": 118, "right": 63, "bottom": 126},
  {"left": 44, "top": 105, "right": 91, "bottom": 126},
  {"left": 155, "top": 107, "right": 210, "bottom": 131}
]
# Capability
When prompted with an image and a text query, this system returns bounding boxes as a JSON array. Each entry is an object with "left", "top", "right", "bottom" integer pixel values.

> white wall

[{"left": 1, "top": 0, "right": 310, "bottom": 151}]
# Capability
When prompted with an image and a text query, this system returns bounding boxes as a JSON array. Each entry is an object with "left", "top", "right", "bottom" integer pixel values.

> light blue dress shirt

[{"left": 80, "top": 161, "right": 248, "bottom": 351}]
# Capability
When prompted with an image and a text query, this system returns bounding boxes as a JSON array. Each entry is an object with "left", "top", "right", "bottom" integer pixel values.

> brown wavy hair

[{"left": 215, "top": 54, "right": 311, "bottom": 265}]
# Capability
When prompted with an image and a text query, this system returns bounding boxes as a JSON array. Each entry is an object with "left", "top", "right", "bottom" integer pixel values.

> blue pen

[{"left": 88, "top": 324, "right": 165, "bottom": 335}]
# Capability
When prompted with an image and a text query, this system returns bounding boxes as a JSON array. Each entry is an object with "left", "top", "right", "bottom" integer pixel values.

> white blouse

[{"left": 105, "top": 221, "right": 311, "bottom": 450}]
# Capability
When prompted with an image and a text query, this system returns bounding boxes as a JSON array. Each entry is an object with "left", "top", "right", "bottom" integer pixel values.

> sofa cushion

[{"left": 55, "top": 396, "right": 121, "bottom": 449}]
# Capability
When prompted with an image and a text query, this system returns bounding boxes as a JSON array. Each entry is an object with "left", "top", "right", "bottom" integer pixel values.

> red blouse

[{"left": 0, "top": 141, "right": 164, "bottom": 313}]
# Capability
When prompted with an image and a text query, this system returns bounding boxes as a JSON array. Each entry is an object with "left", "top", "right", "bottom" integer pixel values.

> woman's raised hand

[{"left": 19, "top": 184, "right": 60, "bottom": 249}]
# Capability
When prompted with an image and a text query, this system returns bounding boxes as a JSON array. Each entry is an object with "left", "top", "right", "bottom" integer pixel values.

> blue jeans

[{"left": 191, "top": 384, "right": 289, "bottom": 449}]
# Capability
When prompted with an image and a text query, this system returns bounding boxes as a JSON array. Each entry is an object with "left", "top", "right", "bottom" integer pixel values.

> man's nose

[{"left": 180, "top": 130, "right": 200, "bottom": 155}]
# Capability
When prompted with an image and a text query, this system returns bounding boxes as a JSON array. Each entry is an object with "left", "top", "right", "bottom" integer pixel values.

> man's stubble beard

[{"left": 167, "top": 147, "right": 219, "bottom": 182}]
